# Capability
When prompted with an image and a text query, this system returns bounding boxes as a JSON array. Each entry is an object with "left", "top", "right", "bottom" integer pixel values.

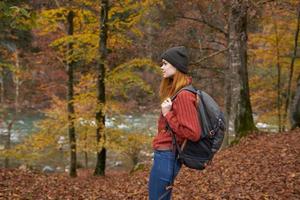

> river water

[{"left": 0, "top": 112, "right": 159, "bottom": 146}]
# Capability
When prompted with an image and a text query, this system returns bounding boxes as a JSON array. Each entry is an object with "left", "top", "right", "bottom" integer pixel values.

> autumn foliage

[{"left": 1, "top": 129, "right": 300, "bottom": 199}]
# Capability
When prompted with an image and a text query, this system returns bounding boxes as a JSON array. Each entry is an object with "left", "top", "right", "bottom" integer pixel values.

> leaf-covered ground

[{"left": 1, "top": 130, "right": 300, "bottom": 199}]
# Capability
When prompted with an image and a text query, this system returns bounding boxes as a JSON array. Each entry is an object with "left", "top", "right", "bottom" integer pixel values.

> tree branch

[
  {"left": 189, "top": 46, "right": 223, "bottom": 52},
  {"left": 206, "top": 39, "right": 227, "bottom": 47},
  {"left": 53, "top": 0, "right": 60, "bottom": 8},
  {"left": 191, "top": 46, "right": 230, "bottom": 65},
  {"left": 190, "top": 64, "right": 225, "bottom": 75},
  {"left": 178, "top": 15, "right": 228, "bottom": 37},
  {"left": 249, "top": 0, "right": 275, "bottom": 9},
  {"left": 69, "top": 2, "right": 99, "bottom": 15}
]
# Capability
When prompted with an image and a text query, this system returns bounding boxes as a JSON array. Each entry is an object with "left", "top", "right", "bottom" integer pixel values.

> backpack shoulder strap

[{"left": 170, "top": 85, "right": 198, "bottom": 101}]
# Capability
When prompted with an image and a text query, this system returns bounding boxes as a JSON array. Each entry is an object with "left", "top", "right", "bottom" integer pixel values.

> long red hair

[{"left": 159, "top": 71, "right": 190, "bottom": 102}]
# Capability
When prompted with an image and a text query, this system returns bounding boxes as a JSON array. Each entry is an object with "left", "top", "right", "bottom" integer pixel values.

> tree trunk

[
  {"left": 84, "top": 131, "right": 88, "bottom": 168},
  {"left": 0, "top": 69, "right": 4, "bottom": 103},
  {"left": 4, "top": 120, "right": 13, "bottom": 168},
  {"left": 222, "top": 1, "right": 231, "bottom": 148},
  {"left": 84, "top": 151, "right": 88, "bottom": 168},
  {"left": 4, "top": 132, "right": 11, "bottom": 168},
  {"left": 146, "top": 25, "right": 153, "bottom": 59},
  {"left": 284, "top": 4, "right": 300, "bottom": 130},
  {"left": 223, "top": 48, "right": 231, "bottom": 147},
  {"left": 66, "top": 10, "right": 77, "bottom": 178},
  {"left": 13, "top": 50, "right": 20, "bottom": 114},
  {"left": 94, "top": 0, "right": 108, "bottom": 176},
  {"left": 4, "top": 48, "right": 21, "bottom": 168},
  {"left": 228, "top": 0, "right": 256, "bottom": 140},
  {"left": 271, "top": 6, "right": 283, "bottom": 132},
  {"left": 291, "top": 75, "right": 300, "bottom": 130}
]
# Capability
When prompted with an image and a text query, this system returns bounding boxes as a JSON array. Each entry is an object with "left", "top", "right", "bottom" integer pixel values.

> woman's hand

[{"left": 161, "top": 98, "right": 172, "bottom": 117}]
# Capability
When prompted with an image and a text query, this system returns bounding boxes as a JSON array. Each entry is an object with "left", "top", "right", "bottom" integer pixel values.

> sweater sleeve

[{"left": 164, "top": 90, "right": 201, "bottom": 141}]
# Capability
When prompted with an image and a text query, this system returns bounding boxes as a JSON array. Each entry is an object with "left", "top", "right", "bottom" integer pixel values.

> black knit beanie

[{"left": 161, "top": 46, "right": 188, "bottom": 74}]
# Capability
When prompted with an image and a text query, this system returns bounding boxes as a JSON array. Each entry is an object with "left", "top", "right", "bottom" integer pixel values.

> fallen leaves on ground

[{"left": 1, "top": 129, "right": 300, "bottom": 199}]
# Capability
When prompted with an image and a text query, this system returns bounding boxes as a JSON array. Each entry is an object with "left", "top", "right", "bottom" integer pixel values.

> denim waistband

[{"left": 155, "top": 149, "right": 172, "bottom": 152}]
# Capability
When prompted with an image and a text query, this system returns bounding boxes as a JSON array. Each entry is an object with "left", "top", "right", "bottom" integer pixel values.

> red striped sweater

[{"left": 152, "top": 90, "right": 201, "bottom": 149}]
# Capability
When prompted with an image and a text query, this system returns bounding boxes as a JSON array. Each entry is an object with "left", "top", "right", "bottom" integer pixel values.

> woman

[{"left": 148, "top": 46, "right": 201, "bottom": 200}]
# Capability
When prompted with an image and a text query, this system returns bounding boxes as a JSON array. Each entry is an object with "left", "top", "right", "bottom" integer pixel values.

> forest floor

[{"left": 1, "top": 129, "right": 300, "bottom": 200}]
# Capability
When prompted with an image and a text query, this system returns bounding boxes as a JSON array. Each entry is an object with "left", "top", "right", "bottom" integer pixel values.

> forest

[{"left": 1, "top": 0, "right": 300, "bottom": 199}]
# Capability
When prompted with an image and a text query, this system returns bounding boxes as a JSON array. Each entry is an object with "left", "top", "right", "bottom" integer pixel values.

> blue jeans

[{"left": 148, "top": 150, "right": 182, "bottom": 200}]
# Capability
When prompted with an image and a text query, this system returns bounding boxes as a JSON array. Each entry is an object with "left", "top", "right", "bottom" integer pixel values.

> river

[{"left": 0, "top": 112, "right": 159, "bottom": 145}]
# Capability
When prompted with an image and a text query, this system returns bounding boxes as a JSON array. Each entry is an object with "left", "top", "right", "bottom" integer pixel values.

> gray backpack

[{"left": 168, "top": 85, "right": 226, "bottom": 170}]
